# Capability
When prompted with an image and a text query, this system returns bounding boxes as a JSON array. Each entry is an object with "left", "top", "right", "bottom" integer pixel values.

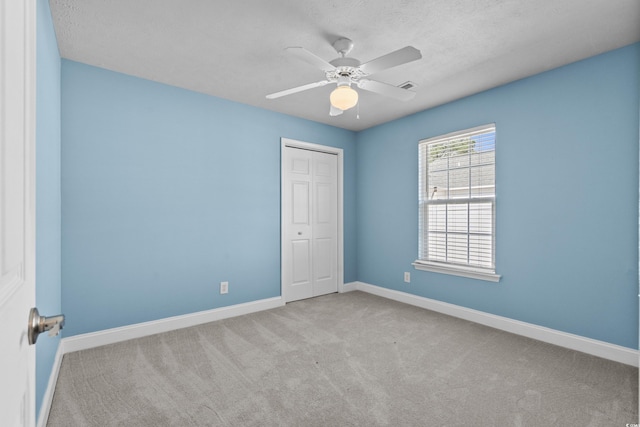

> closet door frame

[{"left": 280, "top": 138, "right": 344, "bottom": 302}]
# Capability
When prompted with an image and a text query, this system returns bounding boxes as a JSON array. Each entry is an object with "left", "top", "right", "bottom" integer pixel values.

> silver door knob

[
  {"left": 298, "top": 232, "right": 302, "bottom": 235},
  {"left": 28, "top": 308, "right": 65, "bottom": 345}
]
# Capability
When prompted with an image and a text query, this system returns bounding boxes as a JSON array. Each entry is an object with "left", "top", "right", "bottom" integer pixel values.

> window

[{"left": 413, "top": 124, "right": 500, "bottom": 282}]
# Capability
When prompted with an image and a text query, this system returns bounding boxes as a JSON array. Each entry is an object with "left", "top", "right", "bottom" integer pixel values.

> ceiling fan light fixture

[
  {"left": 266, "top": 41, "right": 422, "bottom": 117},
  {"left": 330, "top": 85, "right": 358, "bottom": 111}
]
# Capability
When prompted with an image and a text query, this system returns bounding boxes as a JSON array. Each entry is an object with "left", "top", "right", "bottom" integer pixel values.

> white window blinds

[{"left": 417, "top": 124, "right": 496, "bottom": 274}]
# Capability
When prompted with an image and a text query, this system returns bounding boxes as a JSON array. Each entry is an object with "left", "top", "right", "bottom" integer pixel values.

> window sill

[{"left": 412, "top": 261, "right": 501, "bottom": 282}]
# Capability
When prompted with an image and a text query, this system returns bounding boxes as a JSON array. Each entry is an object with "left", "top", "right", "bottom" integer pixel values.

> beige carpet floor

[{"left": 47, "top": 291, "right": 638, "bottom": 426}]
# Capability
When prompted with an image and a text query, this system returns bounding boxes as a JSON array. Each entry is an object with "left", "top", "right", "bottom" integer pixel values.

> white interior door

[
  {"left": 282, "top": 144, "right": 339, "bottom": 303},
  {"left": 0, "top": 0, "right": 37, "bottom": 425}
]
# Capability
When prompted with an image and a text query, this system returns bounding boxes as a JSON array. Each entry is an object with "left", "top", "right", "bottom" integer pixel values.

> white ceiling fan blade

[
  {"left": 266, "top": 80, "right": 329, "bottom": 99},
  {"left": 329, "top": 105, "right": 343, "bottom": 116},
  {"left": 286, "top": 47, "right": 336, "bottom": 72},
  {"left": 358, "top": 79, "right": 416, "bottom": 101},
  {"left": 359, "top": 46, "right": 422, "bottom": 75}
]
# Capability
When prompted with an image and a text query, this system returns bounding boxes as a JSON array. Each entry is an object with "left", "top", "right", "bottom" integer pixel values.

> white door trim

[{"left": 280, "top": 138, "right": 344, "bottom": 301}]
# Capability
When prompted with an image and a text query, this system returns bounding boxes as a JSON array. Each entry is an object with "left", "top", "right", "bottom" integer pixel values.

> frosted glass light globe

[{"left": 330, "top": 85, "right": 358, "bottom": 110}]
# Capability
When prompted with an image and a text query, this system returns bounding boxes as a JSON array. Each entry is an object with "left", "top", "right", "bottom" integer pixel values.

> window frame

[{"left": 413, "top": 124, "right": 501, "bottom": 282}]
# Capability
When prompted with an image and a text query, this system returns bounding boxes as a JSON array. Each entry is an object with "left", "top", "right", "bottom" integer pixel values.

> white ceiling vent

[{"left": 398, "top": 81, "right": 418, "bottom": 90}]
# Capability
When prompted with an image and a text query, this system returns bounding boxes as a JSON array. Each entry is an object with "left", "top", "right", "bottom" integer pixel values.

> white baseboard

[
  {"left": 62, "top": 296, "right": 284, "bottom": 354},
  {"left": 340, "top": 281, "right": 359, "bottom": 293},
  {"left": 37, "top": 342, "right": 64, "bottom": 427},
  {"left": 352, "top": 281, "right": 639, "bottom": 367}
]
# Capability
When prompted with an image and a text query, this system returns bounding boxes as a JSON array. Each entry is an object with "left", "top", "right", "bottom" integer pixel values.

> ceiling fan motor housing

[{"left": 327, "top": 57, "right": 365, "bottom": 84}]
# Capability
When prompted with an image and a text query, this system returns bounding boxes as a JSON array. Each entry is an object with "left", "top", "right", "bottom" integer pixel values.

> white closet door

[{"left": 282, "top": 147, "right": 338, "bottom": 302}]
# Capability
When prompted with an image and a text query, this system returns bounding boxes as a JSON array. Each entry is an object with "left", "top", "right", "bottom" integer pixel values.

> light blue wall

[
  {"left": 60, "top": 42, "right": 638, "bottom": 349},
  {"left": 36, "top": 0, "right": 61, "bottom": 418},
  {"left": 61, "top": 60, "right": 357, "bottom": 337},
  {"left": 356, "top": 43, "right": 640, "bottom": 349}
]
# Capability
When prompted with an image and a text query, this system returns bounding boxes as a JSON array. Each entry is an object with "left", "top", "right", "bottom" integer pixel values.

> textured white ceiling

[{"left": 49, "top": 0, "right": 640, "bottom": 131}]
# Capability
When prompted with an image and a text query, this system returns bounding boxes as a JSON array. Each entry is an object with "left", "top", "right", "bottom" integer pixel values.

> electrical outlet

[
  {"left": 404, "top": 272, "right": 410, "bottom": 283},
  {"left": 220, "top": 281, "right": 229, "bottom": 294}
]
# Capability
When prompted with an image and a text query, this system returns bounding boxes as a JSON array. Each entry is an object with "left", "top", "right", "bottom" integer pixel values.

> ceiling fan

[{"left": 266, "top": 38, "right": 422, "bottom": 116}]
